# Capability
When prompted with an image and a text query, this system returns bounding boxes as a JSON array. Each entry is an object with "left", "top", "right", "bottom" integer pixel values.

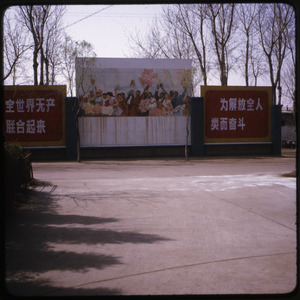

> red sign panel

[
  {"left": 4, "top": 86, "right": 66, "bottom": 146},
  {"left": 202, "top": 86, "right": 272, "bottom": 143}
]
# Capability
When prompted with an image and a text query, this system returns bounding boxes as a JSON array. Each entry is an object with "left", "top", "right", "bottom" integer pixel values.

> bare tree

[
  {"left": 18, "top": 5, "right": 50, "bottom": 85},
  {"left": 257, "top": 3, "right": 294, "bottom": 105},
  {"left": 129, "top": 10, "right": 195, "bottom": 61},
  {"left": 207, "top": 3, "right": 236, "bottom": 86},
  {"left": 61, "top": 35, "right": 78, "bottom": 96},
  {"left": 3, "top": 10, "right": 32, "bottom": 84},
  {"left": 129, "top": 22, "right": 167, "bottom": 59},
  {"left": 163, "top": 4, "right": 210, "bottom": 86},
  {"left": 129, "top": 4, "right": 210, "bottom": 90},
  {"left": 274, "top": 4, "right": 294, "bottom": 106},
  {"left": 249, "top": 36, "right": 268, "bottom": 86},
  {"left": 237, "top": 3, "right": 258, "bottom": 86},
  {"left": 282, "top": 11, "right": 296, "bottom": 114},
  {"left": 18, "top": 5, "right": 65, "bottom": 86},
  {"left": 191, "top": 4, "right": 211, "bottom": 86},
  {"left": 75, "top": 45, "right": 97, "bottom": 98},
  {"left": 43, "top": 6, "right": 66, "bottom": 85},
  {"left": 62, "top": 36, "right": 96, "bottom": 97}
]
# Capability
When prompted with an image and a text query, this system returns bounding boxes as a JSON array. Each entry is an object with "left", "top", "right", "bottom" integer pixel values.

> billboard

[
  {"left": 76, "top": 57, "right": 192, "bottom": 117},
  {"left": 4, "top": 86, "right": 66, "bottom": 147},
  {"left": 202, "top": 86, "right": 272, "bottom": 143}
]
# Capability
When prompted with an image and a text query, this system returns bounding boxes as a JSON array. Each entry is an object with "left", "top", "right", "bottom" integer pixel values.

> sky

[{"left": 63, "top": 4, "right": 164, "bottom": 58}]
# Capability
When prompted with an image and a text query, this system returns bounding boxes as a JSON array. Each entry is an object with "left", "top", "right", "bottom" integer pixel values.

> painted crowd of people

[{"left": 80, "top": 80, "right": 189, "bottom": 117}]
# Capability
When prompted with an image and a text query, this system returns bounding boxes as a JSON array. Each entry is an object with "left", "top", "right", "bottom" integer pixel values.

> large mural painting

[{"left": 76, "top": 57, "right": 193, "bottom": 117}]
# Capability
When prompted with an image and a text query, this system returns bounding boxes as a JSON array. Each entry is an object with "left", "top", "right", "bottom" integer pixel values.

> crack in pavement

[
  {"left": 205, "top": 190, "right": 296, "bottom": 232},
  {"left": 40, "top": 251, "right": 296, "bottom": 295}
]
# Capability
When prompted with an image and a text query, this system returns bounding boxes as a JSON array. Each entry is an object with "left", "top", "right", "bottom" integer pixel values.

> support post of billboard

[
  {"left": 190, "top": 97, "right": 204, "bottom": 156},
  {"left": 272, "top": 105, "right": 282, "bottom": 156}
]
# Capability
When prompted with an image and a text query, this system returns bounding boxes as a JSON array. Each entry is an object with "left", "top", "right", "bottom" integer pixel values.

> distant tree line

[{"left": 130, "top": 3, "right": 295, "bottom": 108}]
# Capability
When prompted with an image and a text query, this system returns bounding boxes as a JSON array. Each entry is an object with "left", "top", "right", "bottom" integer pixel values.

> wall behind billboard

[
  {"left": 4, "top": 86, "right": 66, "bottom": 147},
  {"left": 76, "top": 57, "right": 192, "bottom": 117},
  {"left": 202, "top": 86, "right": 272, "bottom": 143}
]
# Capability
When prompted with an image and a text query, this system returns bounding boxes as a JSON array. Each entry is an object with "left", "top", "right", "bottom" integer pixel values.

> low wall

[
  {"left": 281, "top": 111, "right": 296, "bottom": 143},
  {"left": 78, "top": 116, "right": 191, "bottom": 147}
]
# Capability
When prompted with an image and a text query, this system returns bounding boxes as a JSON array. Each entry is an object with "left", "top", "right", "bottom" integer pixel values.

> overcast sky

[{"left": 64, "top": 4, "right": 164, "bottom": 58}]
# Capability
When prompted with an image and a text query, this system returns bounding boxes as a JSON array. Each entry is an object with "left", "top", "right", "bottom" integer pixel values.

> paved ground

[{"left": 5, "top": 151, "right": 297, "bottom": 296}]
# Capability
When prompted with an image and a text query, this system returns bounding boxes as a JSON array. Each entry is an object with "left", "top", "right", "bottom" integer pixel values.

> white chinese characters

[
  {"left": 5, "top": 97, "right": 55, "bottom": 135},
  {"left": 210, "top": 97, "right": 263, "bottom": 132},
  {"left": 211, "top": 117, "right": 245, "bottom": 131},
  {"left": 5, "top": 98, "right": 56, "bottom": 113},
  {"left": 219, "top": 97, "right": 263, "bottom": 112},
  {"left": 6, "top": 119, "right": 46, "bottom": 135}
]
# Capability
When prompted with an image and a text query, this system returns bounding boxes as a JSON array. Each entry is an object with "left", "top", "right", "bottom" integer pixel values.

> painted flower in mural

[{"left": 139, "top": 69, "right": 158, "bottom": 86}]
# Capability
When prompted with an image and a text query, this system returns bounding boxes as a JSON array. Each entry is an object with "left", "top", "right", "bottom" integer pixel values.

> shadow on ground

[
  {"left": 5, "top": 279, "right": 122, "bottom": 296},
  {"left": 5, "top": 181, "right": 171, "bottom": 296}
]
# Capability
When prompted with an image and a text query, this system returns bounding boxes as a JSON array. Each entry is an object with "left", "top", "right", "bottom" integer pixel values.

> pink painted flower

[{"left": 139, "top": 69, "right": 158, "bottom": 86}]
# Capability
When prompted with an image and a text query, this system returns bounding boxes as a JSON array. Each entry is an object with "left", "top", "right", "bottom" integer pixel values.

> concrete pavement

[{"left": 5, "top": 153, "right": 297, "bottom": 296}]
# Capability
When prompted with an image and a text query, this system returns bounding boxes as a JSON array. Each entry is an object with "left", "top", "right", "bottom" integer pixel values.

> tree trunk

[
  {"left": 277, "top": 85, "right": 282, "bottom": 106},
  {"left": 40, "top": 48, "right": 44, "bottom": 85},
  {"left": 33, "top": 48, "right": 38, "bottom": 85},
  {"left": 45, "top": 56, "right": 49, "bottom": 85},
  {"left": 245, "top": 32, "right": 249, "bottom": 86},
  {"left": 272, "top": 84, "right": 276, "bottom": 106},
  {"left": 220, "top": 54, "right": 228, "bottom": 86}
]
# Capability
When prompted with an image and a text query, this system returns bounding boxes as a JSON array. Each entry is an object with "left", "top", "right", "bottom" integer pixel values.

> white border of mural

[{"left": 79, "top": 116, "right": 191, "bottom": 147}]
